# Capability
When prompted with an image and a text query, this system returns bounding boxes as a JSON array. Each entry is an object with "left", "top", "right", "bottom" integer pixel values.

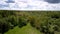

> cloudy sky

[{"left": 0, "top": 0, "right": 60, "bottom": 10}]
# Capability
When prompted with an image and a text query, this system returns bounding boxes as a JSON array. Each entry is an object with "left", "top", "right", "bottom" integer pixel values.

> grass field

[{"left": 5, "top": 23, "right": 41, "bottom": 34}]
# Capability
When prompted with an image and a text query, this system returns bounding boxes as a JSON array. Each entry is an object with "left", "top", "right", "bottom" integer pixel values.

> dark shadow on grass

[{"left": 18, "top": 22, "right": 27, "bottom": 28}]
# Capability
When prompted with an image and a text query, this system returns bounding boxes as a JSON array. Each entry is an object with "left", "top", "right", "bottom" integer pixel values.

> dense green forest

[{"left": 0, "top": 10, "right": 60, "bottom": 34}]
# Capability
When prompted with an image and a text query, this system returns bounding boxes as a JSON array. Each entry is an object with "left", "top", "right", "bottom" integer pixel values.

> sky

[{"left": 0, "top": 0, "right": 60, "bottom": 10}]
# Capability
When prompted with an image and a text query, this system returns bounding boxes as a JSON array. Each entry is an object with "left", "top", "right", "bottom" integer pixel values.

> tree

[{"left": 0, "top": 18, "right": 10, "bottom": 34}]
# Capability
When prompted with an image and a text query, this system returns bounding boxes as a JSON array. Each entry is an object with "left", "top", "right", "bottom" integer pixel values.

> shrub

[
  {"left": 18, "top": 16, "right": 27, "bottom": 28},
  {"left": 8, "top": 16, "right": 18, "bottom": 26},
  {"left": 0, "top": 18, "right": 10, "bottom": 34}
]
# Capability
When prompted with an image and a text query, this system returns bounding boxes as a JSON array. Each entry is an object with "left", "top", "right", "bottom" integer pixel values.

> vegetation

[
  {"left": 5, "top": 23, "right": 41, "bottom": 34},
  {"left": 0, "top": 10, "right": 60, "bottom": 34}
]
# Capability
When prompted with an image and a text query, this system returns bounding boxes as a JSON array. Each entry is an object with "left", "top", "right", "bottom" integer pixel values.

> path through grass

[{"left": 5, "top": 23, "right": 41, "bottom": 34}]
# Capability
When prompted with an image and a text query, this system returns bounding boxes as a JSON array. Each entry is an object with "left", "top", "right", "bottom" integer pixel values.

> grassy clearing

[{"left": 5, "top": 23, "right": 41, "bottom": 34}]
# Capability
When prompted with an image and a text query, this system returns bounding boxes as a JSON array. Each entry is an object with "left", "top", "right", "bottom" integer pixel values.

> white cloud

[{"left": 0, "top": 0, "right": 60, "bottom": 10}]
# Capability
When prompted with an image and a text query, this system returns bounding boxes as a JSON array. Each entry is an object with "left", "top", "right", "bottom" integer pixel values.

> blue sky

[{"left": 0, "top": 0, "right": 60, "bottom": 10}]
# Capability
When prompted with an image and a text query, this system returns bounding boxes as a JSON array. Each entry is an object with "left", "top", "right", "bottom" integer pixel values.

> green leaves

[{"left": 0, "top": 11, "right": 16, "bottom": 34}]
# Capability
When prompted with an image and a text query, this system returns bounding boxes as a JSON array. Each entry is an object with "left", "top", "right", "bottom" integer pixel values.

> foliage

[
  {"left": 0, "top": 10, "right": 17, "bottom": 34},
  {"left": 0, "top": 18, "right": 10, "bottom": 34},
  {"left": 0, "top": 11, "right": 60, "bottom": 34}
]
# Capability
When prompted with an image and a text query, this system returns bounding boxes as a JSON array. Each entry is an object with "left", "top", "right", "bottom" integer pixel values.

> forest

[{"left": 0, "top": 10, "right": 60, "bottom": 34}]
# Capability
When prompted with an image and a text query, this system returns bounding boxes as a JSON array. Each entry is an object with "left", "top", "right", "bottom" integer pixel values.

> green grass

[{"left": 5, "top": 23, "right": 41, "bottom": 34}]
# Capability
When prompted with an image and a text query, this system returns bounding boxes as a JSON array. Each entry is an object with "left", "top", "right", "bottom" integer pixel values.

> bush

[
  {"left": 18, "top": 16, "right": 27, "bottom": 28},
  {"left": 0, "top": 18, "right": 10, "bottom": 34},
  {"left": 0, "top": 11, "right": 17, "bottom": 34},
  {"left": 8, "top": 16, "right": 18, "bottom": 26}
]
